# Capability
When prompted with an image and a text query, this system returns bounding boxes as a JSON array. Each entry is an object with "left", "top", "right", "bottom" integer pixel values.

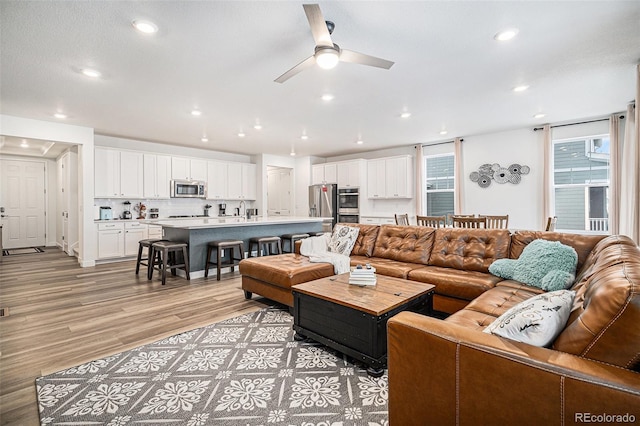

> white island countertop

[{"left": 142, "top": 216, "right": 330, "bottom": 230}]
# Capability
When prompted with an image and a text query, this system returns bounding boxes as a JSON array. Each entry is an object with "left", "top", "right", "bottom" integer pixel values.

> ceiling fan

[{"left": 274, "top": 3, "right": 394, "bottom": 83}]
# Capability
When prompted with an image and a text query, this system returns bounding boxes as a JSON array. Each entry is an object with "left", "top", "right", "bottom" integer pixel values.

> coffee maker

[{"left": 218, "top": 203, "right": 227, "bottom": 216}]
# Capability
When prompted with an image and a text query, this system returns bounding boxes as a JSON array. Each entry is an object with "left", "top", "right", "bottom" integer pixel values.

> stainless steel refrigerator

[{"left": 309, "top": 183, "right": 337, "bottom": 229}]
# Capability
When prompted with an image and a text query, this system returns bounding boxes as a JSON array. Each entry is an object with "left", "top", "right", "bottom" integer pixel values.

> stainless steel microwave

[{"left": 170, "top": 180, "right": 207, "bottom": 198}]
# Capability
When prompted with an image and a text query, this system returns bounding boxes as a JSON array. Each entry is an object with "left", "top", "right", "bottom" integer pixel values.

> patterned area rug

[{"left": 36, "top": 307, "right": 389, "bottom": 425}]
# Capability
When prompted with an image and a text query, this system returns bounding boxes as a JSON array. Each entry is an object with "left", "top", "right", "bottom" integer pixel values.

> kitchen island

[{"left": 145, "top": 216, "right": 329, "bottom": 278}]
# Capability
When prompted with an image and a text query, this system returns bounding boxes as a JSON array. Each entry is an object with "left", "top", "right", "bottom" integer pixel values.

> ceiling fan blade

[
  {"left": 274, "top": 55, "right": 316, "bottom": 83},
  {"left": 303, "top": 4, "right": 333, "bottom": 48},
  {"left": 340, "top": 49, "right": 394, "bottom": 69}
]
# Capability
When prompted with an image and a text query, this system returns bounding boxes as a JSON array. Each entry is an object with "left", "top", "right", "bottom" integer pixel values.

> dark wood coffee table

[{"left": 292, "top": 273, "right": 435, "bottom": 377}]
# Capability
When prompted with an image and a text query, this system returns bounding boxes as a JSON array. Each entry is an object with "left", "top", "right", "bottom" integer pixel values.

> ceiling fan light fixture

[{"left": 315, "top": 47, "right": 340, "bottom": 70}]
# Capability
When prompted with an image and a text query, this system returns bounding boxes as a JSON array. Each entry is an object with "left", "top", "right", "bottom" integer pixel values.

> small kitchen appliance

[
  {"left": 204, "top": 204, "right": 212, "bottom": 217},
  {"left": 122, "top": 201, "right": 132, "bottom": 219},
  {"left": 99, "top": 206, "right": 112, "bottom": 220},
  {"left": 218, "top": 203, "right": 227, "bottom": 216},
  {"left": 149, "top": 208, "right": 159, "bottom": 219}
]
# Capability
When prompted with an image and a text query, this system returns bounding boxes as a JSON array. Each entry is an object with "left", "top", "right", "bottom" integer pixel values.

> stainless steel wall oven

[{"left": 337, "top": 188, "right": 359, "bottom": 223}]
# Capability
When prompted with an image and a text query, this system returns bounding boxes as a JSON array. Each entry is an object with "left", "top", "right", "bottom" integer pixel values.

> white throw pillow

[
  {"left": 483, "top": 290, "right": 575, "bottom": 347},
  {"left": 327, "top": 225, "right": 360, "bottom": 256}
]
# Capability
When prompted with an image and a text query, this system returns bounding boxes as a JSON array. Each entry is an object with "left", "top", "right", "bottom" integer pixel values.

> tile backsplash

[{"left": 93, "top": 198, "right": 255, "bottom": 220}]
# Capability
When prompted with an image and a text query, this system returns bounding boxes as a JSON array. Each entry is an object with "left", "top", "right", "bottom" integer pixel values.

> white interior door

[{"left": 0, "top": 159, "right": 46, "bottom": 249}]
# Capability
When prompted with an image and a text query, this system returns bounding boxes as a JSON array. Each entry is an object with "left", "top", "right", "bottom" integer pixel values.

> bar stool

[
  {"left": 135, "top": 238, "right": 167, "bottom": 277},
  {"left": 248, "top": 236, "right": 282, "bottom": 257},
  {"left": 280, "top": 233, "right": 309, "bottom": 253},
  {"left": 149, "top": 241, "right": 190, "bottom": 285},
  {"left": 205, "top": 240, "right": 244, "bottom": 280},
  {"left": 308, "top": 231, "right": 327, "bottom": 237}
]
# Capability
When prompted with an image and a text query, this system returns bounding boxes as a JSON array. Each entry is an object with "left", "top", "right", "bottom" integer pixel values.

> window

[
  {"left": 553, "top": 134, "right": 610, "bottom": 233},
  {"left": 424, "top": 153, "right": 455, "bottom": 217}
]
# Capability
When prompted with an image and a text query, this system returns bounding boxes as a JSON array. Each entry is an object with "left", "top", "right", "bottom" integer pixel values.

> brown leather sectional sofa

[{"left": 239, "top": 224, "right": 640, "bottom": 422}]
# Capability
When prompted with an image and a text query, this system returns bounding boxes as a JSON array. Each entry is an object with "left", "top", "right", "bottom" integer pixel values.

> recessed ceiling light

[
  {"left": 290, "top": 149, "right": 296, "bottom": 156},
  {"left": 400, "top": 112, "right": 412, "bottom": 119},
  {"left": 533, "top": 113, "right": 546, "bottom": 119},
  {"left": 300, "top": 134, "right": 309, "bottom": 140},
  {"left": 321, "top": 94, "right": 334, "bottom": 101},
  {"left": 201, "top": 136, "right": 208, "bottom": 142},
  {"left": 132, "top": 19, "right": 158, "bottom": 34},
  {"left": 191, "top": 110, "right": 202, "bottom": 116},
  {"left": 356, "top": 139, "right": 364, "bottom": 145},
  {"left": 513, "top": 85, "right": 530, "bottom": 92},
  {"left": 254, "top": 124, "right": 263, "bottom": 130},
  {"left": 53, "top": 112, "right": 67, "bottom": 119},
  {"left": 494, "top": 28, "right": 519, "bottom": 41},
  {"left": 20, "top": 140, "right": 29, "bottom": 148},
  {"left": 238, "top": 132, "right": 246, "bottom": 138},
  {"left": 439, "top": 130, "right": 448, "bottom": 135},
  {"left": 81, "top": 68, "right": 101, "bottom": 78}
]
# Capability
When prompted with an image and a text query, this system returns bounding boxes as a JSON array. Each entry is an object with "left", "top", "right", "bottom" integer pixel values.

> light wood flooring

[{"left": 0, "top": 248, "right": 268, "bottom": 425}]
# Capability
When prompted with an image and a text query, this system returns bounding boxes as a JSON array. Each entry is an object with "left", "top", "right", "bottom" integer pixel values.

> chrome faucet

[{"left": 238, "top": 200, "right": 246, "bottom": 218}]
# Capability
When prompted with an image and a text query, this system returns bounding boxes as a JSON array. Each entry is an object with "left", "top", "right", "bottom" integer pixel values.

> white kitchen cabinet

[
  {"left": 94, "top": 148, "right": 143, "bottom": 198},
  {"left": 367, "top": 156, "right": 413, "bottom": 199},
  {"left": 94, "top": 147, "right": 121, "bottom": 198},
  {"left": 207, "top": 160, "right": 228, "bottom": 200},
  {"left": 148, "top": 224, "right": 163, "bottom": 239},
  {"left": 385, "top": 156, "right": 413, "bottom": 198},
  {"left": 143, "top": 154, "right": 171, "bottom": 198},
  {"left": 337, "top": 160, "right": 364, "bottom": 188},
  {"left": 311, "top": 163, "right": 337, "bottom": 184},
  {"left": 227, "top": 162, "right": 256, "bottom": 200},
  {"left": 124, "top": 222, "right": 148, "bottom": 256},
  {"left": 171, "top": 157, "right": 208, "bottom": 181},
  {"left": 97, "top": 222, "right": 124, "bottom": 259},
  {"left": 360, "top": 216, "right": 395, "bottom": 225},
  {"left": 97, "top": 222, "right": 149, "bottom": 259},
  {"left": 367, "top": 159, "right": 387, "bottom": 198}
]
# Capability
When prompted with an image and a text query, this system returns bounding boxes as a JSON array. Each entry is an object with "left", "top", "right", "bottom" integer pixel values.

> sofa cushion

[
  {"left": 429, "top": 228, "right": 511, "bottom": 273},
  {"left": 371, "top": 225, "right": 435, "bottom": 264},
  {"left": 349, "top": 255, "right": 421, "bottom": 279},
  {"left": 483, "top": 290, "right": 575, "bottom": 347},
  {"left": 348, "top": 224, "right": 380, "bottom": 257},
  {"left": 510, "top": 231, "right": 604, "bottom": 272},
  {"left": 239, "top": 254, "right": 334, "bottom": 289},
  {"left": 408, "top": 266, "right": 503, "bottom": 301},
  {"left": 553, "top": 241, "right": 640, "bottom": 370}
]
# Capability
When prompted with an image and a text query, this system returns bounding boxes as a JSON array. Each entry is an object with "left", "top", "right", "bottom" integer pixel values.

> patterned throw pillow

[
  {"left": 483, "top": 290, "right": 575, "bottom": 347},
  {"left": 327, "top": 225, "right": 360, "bottom": 256}
]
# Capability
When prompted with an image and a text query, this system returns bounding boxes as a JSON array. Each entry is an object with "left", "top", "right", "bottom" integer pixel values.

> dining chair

[
  {"left": 452, "top": 216, "right": 487, "bottom": 229},
  {"left": 395, "top": 213, "right": 410, "bottom": 226},
  {"left": 479, "top": 214, "right": 509, "bottom": 229},
  {"left": 416, "top": 215, "right": 447, "bottom": 228},
  {"left": 545, "top": 216, "right": 558, "bottom": 231}
]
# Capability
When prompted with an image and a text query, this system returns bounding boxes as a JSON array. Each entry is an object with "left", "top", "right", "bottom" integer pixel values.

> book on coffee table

[{"left": 349, "top": 266, "right": 377, "bottom": 286}]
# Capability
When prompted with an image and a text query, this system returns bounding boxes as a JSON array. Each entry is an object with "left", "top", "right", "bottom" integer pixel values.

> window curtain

[
  {"left": 415, "top": 144, "right": 424, "bottom": 216},
  {"left": 454, "top": 137, "right": 463, "bottom": 214},
  {"left": 542, "top": 124, "right": 553, "bottom": 229},
  {"left": 619, "top": 94, "right": 639, "bottom": 243},
  {"left": 609, "top": 114, "right": 621, "bottom": 235}
]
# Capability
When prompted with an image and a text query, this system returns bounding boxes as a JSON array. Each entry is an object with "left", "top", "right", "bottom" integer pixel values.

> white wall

[
  {"left": 0, "top": 114, "right": 95, "bottom": 266},
  {"left": 461, "top": 128, "right": 543, "bottom": 230}
]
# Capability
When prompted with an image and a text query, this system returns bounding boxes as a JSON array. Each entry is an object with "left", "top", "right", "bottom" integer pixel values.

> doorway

[
  {"left": 0, "top": 159, "right": 46, "bottom": 249},
  {"left": 267, "top": 166, "right": 293, "bottom": 216}
]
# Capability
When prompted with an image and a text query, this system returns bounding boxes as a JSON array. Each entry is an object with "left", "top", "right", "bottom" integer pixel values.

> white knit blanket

[{"left": 300, "top": 234, "right": 351, "bottom": 274}]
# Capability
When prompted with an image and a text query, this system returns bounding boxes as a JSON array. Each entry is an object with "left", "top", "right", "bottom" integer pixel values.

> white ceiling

[{"left": 1, "top": 1, "right": 639, "bottom": 159}]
